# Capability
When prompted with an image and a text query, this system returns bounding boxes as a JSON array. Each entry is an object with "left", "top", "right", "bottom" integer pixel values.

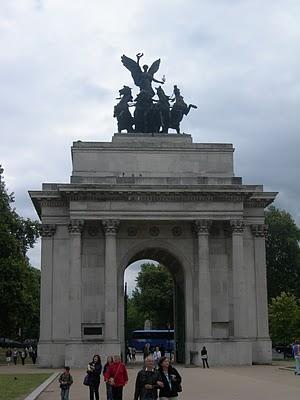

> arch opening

[{"left": 122, "top": 247, "right": 186, "bottom": 363}]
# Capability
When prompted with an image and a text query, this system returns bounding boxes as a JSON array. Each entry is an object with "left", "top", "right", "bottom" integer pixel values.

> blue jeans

[
  {"left": 106, "top": 382, "right": 113, "bottom": 400},
  {"left": 61, "top": 387, "right": 70, "bottom": 400},
  {"left": 295, "top": 356, "right": 300, "bottom": 374}
]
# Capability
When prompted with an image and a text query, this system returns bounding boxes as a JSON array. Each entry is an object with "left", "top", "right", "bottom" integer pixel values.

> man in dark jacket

[{"left": 134, "top": 356, "right": 163, "bottom": 400}]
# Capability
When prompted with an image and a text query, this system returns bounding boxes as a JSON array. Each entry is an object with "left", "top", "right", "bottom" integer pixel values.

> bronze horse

[
  {"left": 170, "top": 85, "right": 197, "bottom": 133},
  {"left": 113, "top": 86, "right": 134, "bottom": 133}
]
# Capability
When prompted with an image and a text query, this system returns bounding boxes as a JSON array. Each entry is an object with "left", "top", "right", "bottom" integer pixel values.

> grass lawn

[{"left": 0, "top": 373, "right": 51, "bottom": 400}]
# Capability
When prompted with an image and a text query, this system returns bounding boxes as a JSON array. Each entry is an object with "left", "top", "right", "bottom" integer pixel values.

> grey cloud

[{"left": 1, "top": 0, "right": 299, "bottom": 272}]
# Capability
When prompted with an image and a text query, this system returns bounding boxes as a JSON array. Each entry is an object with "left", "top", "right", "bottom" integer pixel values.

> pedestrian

[
  {"left": 20, "top": 349, "right": 27, "bottom": 365},
  {"left": 31, "top": 349, "right": 37, "bottom": 364},
  {"left": 201, "top": 346, "right": 209, "bottom": 368},
  {"left": 158, "top": 356, "right": 182, "bottom": 400},
  {"left": 28, "top": 345, "right": 34, "bottom": 357},
  {"left": 13, "top": 349, "right": 18, "bottom": 365},
  {"left": 153, "top": 347, "right": 161, "bottom": 369},
  {"left": 103, "top": 356, "right": 114, "bottom": 400},
  {"left": 132, "top": 347, "right": 136, "bottom": 361},
  {"left": 134, "top": 356, "right": 163, "bottom": 400},
  {"left": 105, "top": 355, "right": 128, "bottom": 400},
  {"left": 143, "top": 343, "right": 151, "bottom": 361},
  {"left": 126, "top": 344, "right": 131, "bottom": 362},
  {"left": 6, "top": 348, "right": 12, "bottom": 366},
  {"left": 59, "top": 366, "right": 73, "bottom": 400},
  {"left": 292, "top": 341, "right": 300, "bottom": 375},
  {"left": 87, "top": 354, "right": 102, "bottom": 400}
]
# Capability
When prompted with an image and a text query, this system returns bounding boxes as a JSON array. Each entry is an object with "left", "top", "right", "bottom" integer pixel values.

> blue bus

[{"left": 129, "top": 329, "right": 175, "bottom": 352}]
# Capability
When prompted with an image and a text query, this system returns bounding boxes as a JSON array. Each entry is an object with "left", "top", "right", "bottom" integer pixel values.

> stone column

[
  {"left": 68, "top": 220, "right": 84, "bottom": 340},
  {"left": 251, "top": 224, "right": 269, "bottom": 338},
  {"left": 194, "top": 220, "right": 212, "bottom": 339},
  {"left": 40, "top": 224, "right": 56, "bottom": 341},
  {"left": 230, "top": 219, "right": 248, "bottom": 338},
  {"left": 102, "top": 219, "right": 120, "bottom": 341}
]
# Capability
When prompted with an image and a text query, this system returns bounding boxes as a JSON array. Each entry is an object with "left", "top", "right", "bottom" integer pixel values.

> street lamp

[{"left": 167, "top": 322, "right": 171, "bottom": 358}]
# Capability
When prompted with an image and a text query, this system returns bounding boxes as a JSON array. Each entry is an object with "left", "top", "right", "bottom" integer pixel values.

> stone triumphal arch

[{"left": 30, "top": 133, "right": 277, "bottom": 367}]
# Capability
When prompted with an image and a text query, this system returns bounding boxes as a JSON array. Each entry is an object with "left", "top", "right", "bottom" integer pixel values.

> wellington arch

[{"left": 29, "top": 133, "right": 277, "bottom": 367}]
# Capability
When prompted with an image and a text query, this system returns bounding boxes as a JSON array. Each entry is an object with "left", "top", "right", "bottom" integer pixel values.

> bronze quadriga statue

[{"left": 114, "top": 53, "right": 197, "bottom": 134}]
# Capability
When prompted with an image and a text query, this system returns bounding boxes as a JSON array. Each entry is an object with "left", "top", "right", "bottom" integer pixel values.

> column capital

[
  {"left": 40, "top": 224, "right": 56, "bottom": 237},
  {"left": 251, "top": 224, "right": 268, "bottom": 237},
  {"left": 193, "top": 219, "right": 212, "bottom": 235},
  {"left": 230, "top": 219, "right": 244, "bottom": 234},
  {"left": 102, "top": 219, "right": 120, "bottom": 234},
  {"left": 68, "top": 219, "right": 84, "bottom": 234}
]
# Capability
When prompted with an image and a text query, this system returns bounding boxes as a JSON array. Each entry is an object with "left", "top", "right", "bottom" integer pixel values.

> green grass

[{"left": 0, "top": 373, "right": 51, "bottom": 400}]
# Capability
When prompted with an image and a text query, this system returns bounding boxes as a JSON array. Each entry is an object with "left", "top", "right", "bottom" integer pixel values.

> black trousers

[
  {"left": 112, "top": 386, "right": 123, "bottom": 400},
  {"left": 202, "top": 358, "right": 209, "bottom": 368},
  {"left": 89, "top": 384, "right": 100, "bottom": 400}
]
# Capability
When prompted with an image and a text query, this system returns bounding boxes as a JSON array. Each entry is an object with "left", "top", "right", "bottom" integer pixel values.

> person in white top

[{"left": 153, "top": 346, "right": 162, "bottom": 369}]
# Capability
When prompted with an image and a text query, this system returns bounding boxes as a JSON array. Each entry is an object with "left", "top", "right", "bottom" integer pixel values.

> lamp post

[{"left": 167, "top": 322, "right": 171, "bottom": 359}]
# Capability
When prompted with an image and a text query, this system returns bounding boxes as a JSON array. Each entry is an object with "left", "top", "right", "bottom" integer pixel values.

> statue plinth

[{"left": 112, "top": 132, "right": 192, "bottom": 145}]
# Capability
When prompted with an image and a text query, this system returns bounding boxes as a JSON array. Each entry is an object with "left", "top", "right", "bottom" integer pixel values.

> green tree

[
  {"left": 269, "top": 292, "right": 300, "bottom": 345},
  {"left": 126, "top": 297, "right": 144, "bottom": 339},
  {"left": 131, "top": 263, "right": 174, "bottom": 329},
  {"left": 266, "top": 206, "right": 300, "bottom": 300},
  {"left": 0, "top": 166, "right": 40, "bottom": 339}
]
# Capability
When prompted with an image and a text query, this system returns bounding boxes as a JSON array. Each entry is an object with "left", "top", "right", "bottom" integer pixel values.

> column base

[
  {"left": 37, "top": 340, "right": 121, "bottom": 367},
  {"left": 65, "top": 341, "right": 121, "bottom": 367},
  {"left": 252, "top": 338, "right": 272, "bottom": 364},
  {"left": 37, "top": 341, "right": 66, "bottom": 368}
]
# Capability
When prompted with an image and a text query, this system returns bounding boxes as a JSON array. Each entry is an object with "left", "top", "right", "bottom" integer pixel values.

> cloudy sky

[{"left": 1, "top": 1, "right": 299, "bottom": 287}]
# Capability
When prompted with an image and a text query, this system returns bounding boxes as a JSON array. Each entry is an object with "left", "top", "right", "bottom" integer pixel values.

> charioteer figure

[{"left": 121, "top": 53, "right": 165, "bottom": 98}]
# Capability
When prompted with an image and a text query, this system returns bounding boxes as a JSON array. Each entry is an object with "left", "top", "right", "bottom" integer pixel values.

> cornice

[
  {"left": 30, "top": 188, "right": 277, "bottom": 209},
  {"left": 63, "top": 191, "right": 249, "bottom": 203}
]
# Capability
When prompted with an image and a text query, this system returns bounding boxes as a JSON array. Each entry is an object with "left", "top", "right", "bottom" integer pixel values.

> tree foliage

[
  {"left": 269, "top": 292, "right": 300, "bottom": 345},
  {"left": 0, "top": 166, "right": 40, "bottom": 339},
  {"left": 266, "top": 206, "right": 300, "bottom": 300},
  {"left": 130, "top": 263, "right": 174, "bottom": 329},
  {"left": 126, "top": 297, "right": 144, "bottom": 335}
]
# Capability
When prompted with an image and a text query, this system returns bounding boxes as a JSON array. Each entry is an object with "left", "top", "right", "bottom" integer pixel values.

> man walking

[
  {"left": 134, "top": 356, "right": 163, "bottom": 400},
  {"left": 293, "top": 341, "right": 300, "bottom": 375}
]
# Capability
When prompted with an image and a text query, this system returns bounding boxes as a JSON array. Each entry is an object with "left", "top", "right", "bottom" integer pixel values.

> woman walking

[
  {"left": 105, "top": 355, "right": 128, "bottom": 400},
  {"left": 201, "top": 346, "right": 209, "bottom": 368},
  {"left": 158, "top": 356, "right": 182, "bottom": 400},
  {"left": 87, "top": 354, "right": 102, "bottom": 400},
  {"left": 103, "top": 356, "right": 114, "bottom": 400},
  {"left": 6, "top": 349, "right": 12, "bottom": 366},
  {"left": 13, "top": 349, "right": 18, "bottom": 365},
  {"left": 153, "top": 346, "right": 161, "bottom": 369}
]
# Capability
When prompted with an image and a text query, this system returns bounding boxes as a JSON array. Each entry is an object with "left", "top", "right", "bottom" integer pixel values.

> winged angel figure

[{"left": 121, "top": 53, "right": 165, "bottom": 98}]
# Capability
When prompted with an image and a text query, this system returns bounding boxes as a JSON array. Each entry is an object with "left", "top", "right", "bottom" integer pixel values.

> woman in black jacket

[
  {"left": 158, "top": 356, "right": 182, "bottom": 399},
  {"left": 87, "top": 354, "right": 102, "bottom": 400}
]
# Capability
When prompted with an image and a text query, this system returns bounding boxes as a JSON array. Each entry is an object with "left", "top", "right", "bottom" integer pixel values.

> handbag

[
  {"left": 83, "top": 374, "right": 90, "bottom": 386},
  {"left": 108, "top": 363, "right": 122, "bottom": 386}
]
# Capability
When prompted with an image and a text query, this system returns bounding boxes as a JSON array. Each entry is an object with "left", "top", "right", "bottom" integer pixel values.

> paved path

[{"left": 1, "top": 363, "right": 300, "bottom": 400}]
